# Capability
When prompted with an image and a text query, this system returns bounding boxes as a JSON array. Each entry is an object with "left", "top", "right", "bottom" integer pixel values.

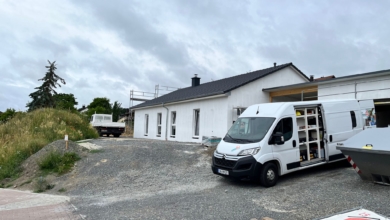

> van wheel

[
  {"left": 259, "top": 163, "right": 278, "bottom": 187},
  {"left": 114, "top": 134, "right": 120, "bottom": 137}
]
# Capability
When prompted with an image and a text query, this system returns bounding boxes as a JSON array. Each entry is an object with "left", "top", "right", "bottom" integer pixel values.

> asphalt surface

[{"left": 57, "top": 138, "right": 390, "bottom": 220}]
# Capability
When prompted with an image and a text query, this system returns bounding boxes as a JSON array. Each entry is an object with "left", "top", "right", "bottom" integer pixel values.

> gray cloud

[
  {"left": 79, "top": 0, "right": 190, "bottom": 67},
  {"left": 2, "top": 0, "right": 390, "bottom": 112}
]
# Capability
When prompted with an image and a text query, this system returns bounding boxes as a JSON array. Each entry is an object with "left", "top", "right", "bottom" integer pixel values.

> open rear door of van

[{"left": 321, "top": 100, "right": 362, "bottom": 162}]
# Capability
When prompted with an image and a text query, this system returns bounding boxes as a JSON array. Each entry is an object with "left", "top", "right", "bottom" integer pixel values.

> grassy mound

[{"left": 0, "top": 108, "right": 98, "bottom": 180}]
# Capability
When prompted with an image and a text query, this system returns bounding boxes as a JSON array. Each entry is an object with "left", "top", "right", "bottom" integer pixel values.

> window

[
  {"left": 171, "top": 112, "right": 176, "bottom": 137},
  {"left": 157, "top": 113, "right": 162, "bottom": 136},
  {"left": 144, "top": 114, "right": 149, "bottom": 136},
  {"left": 271, "top": 118, "right": 293, "bottom": 143},
  {"left": 224, "top": 117, "right": 275, "bottom": 143},
  {"left": 103, "top": 116, "right": 111, "bottom": 121},
  {"left": 193, "top": 109, "right": 200, "bottom": 138},
  {"left": 350, "top": 111, "right": 357, "bottom": 128}
]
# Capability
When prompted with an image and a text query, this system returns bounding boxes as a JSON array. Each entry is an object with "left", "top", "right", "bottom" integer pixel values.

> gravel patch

[{"left": 33, "top": 138, "right": 390, "bottom": 219}]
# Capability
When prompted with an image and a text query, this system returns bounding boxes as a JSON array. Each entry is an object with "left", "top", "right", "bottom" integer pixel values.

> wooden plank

[{"left": 270, "top": 86, "right": 318, "bottom": 97}]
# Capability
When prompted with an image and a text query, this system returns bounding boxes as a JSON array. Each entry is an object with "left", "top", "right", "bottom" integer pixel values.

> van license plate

[{"left": 218, "top": 169, "right": 229, "bottom": 175}]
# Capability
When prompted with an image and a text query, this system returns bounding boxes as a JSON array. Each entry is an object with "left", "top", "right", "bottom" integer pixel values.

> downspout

[
  {"left": 355, "top": 81, "right": 357, "bottom": 99},
  {"left": 162, "top": 103, "right": 169, "bottom": 141}
]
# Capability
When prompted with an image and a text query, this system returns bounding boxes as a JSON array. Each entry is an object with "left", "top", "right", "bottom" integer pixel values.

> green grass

[
  {"left": 0, "top": 108, "right": 98, "bottom": 180},
  {"left": 89, "top": 149, "right": 104, "bottom": 153},
  {"left": 58, "top": 187, "right": 66, "bottom": 192},
  {"left": 38, "top": 151, "right": 80, "bottom": 175},
  {"left": 5, "top": 183, "right": 12, "bottom": 188}
]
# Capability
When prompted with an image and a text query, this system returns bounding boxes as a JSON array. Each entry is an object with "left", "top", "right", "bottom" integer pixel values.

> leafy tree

[
  {"left": 0, "top": 108, "right": 16, "bottom": 123},
  {"left": 26, "top": 60, "right": 66, "bottom": 111},
  {"left": 86, "top": 98, "right": 112, "bottom": 118},
  {"left": 53, "top": 93, "right": 78, "bottom": 112},
  {"left": 87, "top": 97, "right": 111, "bottom": 111},
  {"left": 112, "top": 101, "right": 122, "bottom": 122},
  {"left": 86, "top": 106, "right": 110, "bottom": 118}
]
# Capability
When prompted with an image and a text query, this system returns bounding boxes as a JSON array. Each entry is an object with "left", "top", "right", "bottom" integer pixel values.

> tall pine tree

[{"left": 26, "top": 60, "right": 66, "bottom": 111}]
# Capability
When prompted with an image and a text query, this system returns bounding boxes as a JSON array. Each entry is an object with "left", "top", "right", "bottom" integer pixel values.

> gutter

[{"left": 162, "top": 103, "right": 169, "bottom": 141}]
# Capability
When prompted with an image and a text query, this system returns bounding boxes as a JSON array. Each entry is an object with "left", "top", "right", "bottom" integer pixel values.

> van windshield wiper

[{"left": 225, "top": 134, "right": 245, "bottom": 143}]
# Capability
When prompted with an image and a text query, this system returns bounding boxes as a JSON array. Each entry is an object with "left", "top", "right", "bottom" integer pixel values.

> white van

[{"left": 211, "top": 99, "right": 374, "bottom": 187}]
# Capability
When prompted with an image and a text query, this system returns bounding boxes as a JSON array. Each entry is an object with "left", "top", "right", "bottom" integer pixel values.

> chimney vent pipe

[{"left": 192, "top": 74, "right": 201, "bottom": 87}]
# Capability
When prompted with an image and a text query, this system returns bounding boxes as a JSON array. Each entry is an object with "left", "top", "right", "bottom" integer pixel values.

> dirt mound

[{"left": 12, "top": 140, "right": 88, "bottom": 190}]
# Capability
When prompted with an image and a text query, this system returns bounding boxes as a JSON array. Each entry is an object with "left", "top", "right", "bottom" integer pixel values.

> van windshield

[{"left": 224, "top": 117, "right": 275, "bottom": 143}]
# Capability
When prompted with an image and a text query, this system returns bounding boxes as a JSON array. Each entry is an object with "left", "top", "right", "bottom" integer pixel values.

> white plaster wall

[
  {"left": 133, "top": 97, "right": 229, "bottom": 143},
  {"left": 227, "top": 66, "right": 309, "bottom": 128},
  {"left": 318, "top": 75, "right": 390, "bottom": 100}
]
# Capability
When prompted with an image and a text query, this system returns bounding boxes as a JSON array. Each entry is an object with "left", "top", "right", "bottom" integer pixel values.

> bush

[
  {"left": 0, "top": 108, "right": 17, "bottom": 123},
  {"left": 34, "top": 176, "right": 55, "bottom": 193},
  {"left": 0, "top": 108, "right": 98, "bottom": 180},
  {"left": 38, "top": 151, "right": 80, "bottom": 174}
]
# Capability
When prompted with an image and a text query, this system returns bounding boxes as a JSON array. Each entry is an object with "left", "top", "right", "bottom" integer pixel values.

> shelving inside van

[{"left": 295, "top": 106, "right": 325, "bottom": 165}]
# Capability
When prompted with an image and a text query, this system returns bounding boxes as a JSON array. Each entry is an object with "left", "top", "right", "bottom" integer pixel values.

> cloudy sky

[{"left": 1, "top": 0, "right": 390, "bottom": 112}]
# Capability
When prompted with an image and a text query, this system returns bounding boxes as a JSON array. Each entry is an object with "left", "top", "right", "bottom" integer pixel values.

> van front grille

[{"left": 214, "top": 157, "right": 237, "bottom": 168}]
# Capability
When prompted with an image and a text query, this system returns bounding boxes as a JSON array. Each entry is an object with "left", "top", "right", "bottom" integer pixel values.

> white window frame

[
  {"left": 157, "top": 113, "right": 162, "bottom": 137},
  {"left": 144, "top": 114, "right": 149, "bottom": 136},
  {"left": 193, "top": 109, "right": 200, "bottom": 138},
  {"left": 171, "top": 111, "right": 176, "bottom": 138}
]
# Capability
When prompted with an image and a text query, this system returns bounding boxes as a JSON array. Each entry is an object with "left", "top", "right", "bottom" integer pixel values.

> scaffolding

[
  {"left": 154, "top": 85, "right": 181, "bottom": 98},
  {"left": 127, "top": 85, "right": 180, "bottom": 134}
]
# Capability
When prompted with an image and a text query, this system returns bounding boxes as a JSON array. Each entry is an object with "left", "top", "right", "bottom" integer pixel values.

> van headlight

[{"left": 238, "top": 147, "right": 261, "bottom": 156}]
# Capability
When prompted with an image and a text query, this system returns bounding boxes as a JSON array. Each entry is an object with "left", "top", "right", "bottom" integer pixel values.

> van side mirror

[{"left": 273, "top": 132, "right": 285, "bottom": 145}]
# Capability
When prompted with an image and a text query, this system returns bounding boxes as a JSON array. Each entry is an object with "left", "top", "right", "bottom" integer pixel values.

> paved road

[{"left": 0, "top": 189, "right": 79, "bottom": 220}]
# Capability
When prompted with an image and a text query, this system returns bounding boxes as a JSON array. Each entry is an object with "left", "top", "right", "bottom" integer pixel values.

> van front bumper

[{"left": 211, "top": 155, "right": 263, "bottom": 180}]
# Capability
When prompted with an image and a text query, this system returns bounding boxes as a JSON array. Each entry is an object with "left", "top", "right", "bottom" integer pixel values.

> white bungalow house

[{"left": 131, "top": 63, "right": 310, "bottom": 142}]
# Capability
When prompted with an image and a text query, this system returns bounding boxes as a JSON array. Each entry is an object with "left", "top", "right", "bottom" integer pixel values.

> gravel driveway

[{"left": 57, "top": 138, "right": 390, "bottom": 220}]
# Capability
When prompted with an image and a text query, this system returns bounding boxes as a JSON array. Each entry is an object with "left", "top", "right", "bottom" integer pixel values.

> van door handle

[
  {"left": 329, "top": 135, "right": 333, "bottom": 142},
  {"left": 293, "top": 140, "right": 296, "bottom": 147}
]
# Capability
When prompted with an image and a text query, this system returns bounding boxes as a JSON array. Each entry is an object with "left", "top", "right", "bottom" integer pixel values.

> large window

[
  {"left": 103, "top": 116, "right": 112, "bottom": 121},
  {"left": 193, "top": 109, "right": 200, "bottom": 138},
  {"left": 95, "top": 115, "right": 103, "bottom": 121},
  {"left": 171, "top": 111, "right": 176, "bottom": 138},
  {"left": 144, "top": 114, "right": 149, "bottom": 136},
  {"left": 224, "top": 117, "right": 275, "bottom": 143},
  {"left": 157, "top": 113, "right": 162, "bottom": 136}
]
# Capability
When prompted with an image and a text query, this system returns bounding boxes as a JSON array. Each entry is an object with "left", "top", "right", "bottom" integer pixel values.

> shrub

[
  {"left": 38, "top": 151, "right": 80, "bottom": 175},
  {"left": 34, "top": 176, "right": 54, "bottom": 193}
]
